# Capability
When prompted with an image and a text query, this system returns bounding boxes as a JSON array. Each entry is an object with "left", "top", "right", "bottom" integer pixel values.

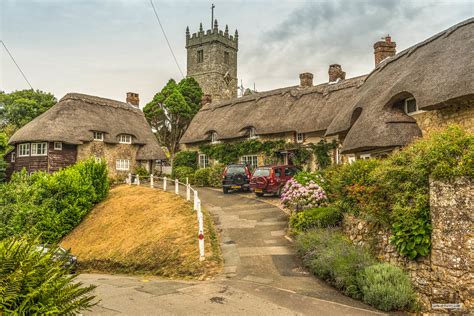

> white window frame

[
  {"left": 31, "top": 142, "right": 48, "bottom": 156},
  {"left": 93, "top": 131, "right": 104, "bottom": 141},
  {"left": 119, "top": 134, "right": 132, "bottom": 144},
  {"left": 347, "top": 155, "right": 356, "bottom": 164},
  {"left": 241, "top": 155, "right": 258, "bottom": 169},
  {"left": 296, "top": 133, "right": 305, "bottom": 143},
  {"left": 18, "top": 143, "right": 30, "bottom": 157},
  {"left": 211, "top": 132, "right": 218, "bottom": 144},
  {"left": 404, "top": 98, "right": 423, "bottom": 115},
  {"left": 11, "top": 152, "right": 16, "bottom": 162},
  {"left": 360, "top": 153, "right": 371, "bottom": 160},
  {"left": 54, "top": 142, "right": 62, "bottom": 150},
  {"left": 116, "top": 159, "right": 130, "bottom": 171},
  {"left": 198, "top": 154, "right": 209, "bottom": 168},
  {"left": 249, "top": 127, "right": 258, "bottom": 139}
]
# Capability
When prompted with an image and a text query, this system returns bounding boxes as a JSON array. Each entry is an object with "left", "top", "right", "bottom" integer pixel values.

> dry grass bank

[{"left": 61, "top": 185, "right": 221, "bottom": 279}]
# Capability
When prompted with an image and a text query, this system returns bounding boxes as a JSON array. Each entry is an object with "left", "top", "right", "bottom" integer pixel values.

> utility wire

[
  {"left": 1, "top": 40, "right": 34, "bottom": 90},
  {"left": 149, "top": 0, "right": 184, "bottom": 78}
]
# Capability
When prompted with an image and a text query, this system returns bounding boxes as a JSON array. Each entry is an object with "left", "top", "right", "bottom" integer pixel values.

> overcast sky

[{"left": 1, "top": 0, "right": 472, "bottom": 106}]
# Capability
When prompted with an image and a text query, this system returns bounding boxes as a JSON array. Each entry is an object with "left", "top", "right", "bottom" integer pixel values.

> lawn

[{"left": 61, "top": 185, "right": 222, "bottom": 279}]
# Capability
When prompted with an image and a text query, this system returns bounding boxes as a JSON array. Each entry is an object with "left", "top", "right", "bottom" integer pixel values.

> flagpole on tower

[{"left": 211, "top": 3, "right": 215, "bottom": 28}]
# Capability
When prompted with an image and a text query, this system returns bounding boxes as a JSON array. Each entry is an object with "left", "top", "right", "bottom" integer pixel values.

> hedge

[{"left": 289, "top": 206, "right": 342, "bottom": 233}]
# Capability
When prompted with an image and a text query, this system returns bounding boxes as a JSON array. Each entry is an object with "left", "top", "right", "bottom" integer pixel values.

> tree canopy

[
  {"left": 0, "top": 89, "right": 57, "bottom": 137},
  {"left": 143, "top": 77, "right": 203, "bottom": 160}
]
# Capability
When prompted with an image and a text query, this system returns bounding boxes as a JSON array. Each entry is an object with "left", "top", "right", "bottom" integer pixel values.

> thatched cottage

[
  {"left": 181, "top": 18, "right": 473, "bottom": 169},
  {"left": 6, "top": 93, "right": 166, "bottom": 178}
]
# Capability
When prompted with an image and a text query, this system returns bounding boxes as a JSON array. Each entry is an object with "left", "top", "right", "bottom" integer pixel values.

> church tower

[{"left": 186, "top": 20, "right": 238, "bottom": 102}]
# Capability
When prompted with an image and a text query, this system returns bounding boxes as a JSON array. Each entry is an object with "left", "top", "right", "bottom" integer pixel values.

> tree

[
  {"left": 143, "top": 77, "right": 203, "bottom": 162},
  {"left": 0, "top": 89, "right": 57, "bottom": 137},
  {"left": 0, "top": 132, "right": 8, "bottom": 182}
]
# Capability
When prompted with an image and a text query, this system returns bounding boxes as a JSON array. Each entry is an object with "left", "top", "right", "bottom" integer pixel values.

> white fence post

[
  {"left": 193, "top": 191, "right": 198, "bottom": 211},
  {"left": 197, "top": 199, "right": 205, "bottom": 261},
  {"left": 163, "top": 177, "right": 167, "bottom": 191},
  {"left": 128, "top": 173, "right": 132, "bottom": 185},
  {"left": 136, "top": 175, "right": 140, "bottom": 185},
  {"left": 175, "top": 179, "right": 179, "bottom": 194},
  {"left": 186, "top": 184, "right": 191, "bottom": 201},
  {"left": 150, "top": 175, "right": 154, "bottom": 188},
  {"left": 186, "top": 177, "right": 189, "bottom": 185}
]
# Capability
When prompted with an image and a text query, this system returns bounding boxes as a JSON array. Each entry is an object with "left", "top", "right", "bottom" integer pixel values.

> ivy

[{"left": 311, "top": 139, "right": 338, "bottom": 169}]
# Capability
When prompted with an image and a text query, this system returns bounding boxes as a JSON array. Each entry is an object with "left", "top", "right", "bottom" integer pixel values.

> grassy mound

[{"left": 61, "top": 185, "right": 221, "bottom": 279}]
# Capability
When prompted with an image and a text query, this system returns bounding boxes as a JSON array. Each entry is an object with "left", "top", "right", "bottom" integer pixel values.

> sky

[{"left": 1, "top": 0, "right": 473, "bottom": 106}]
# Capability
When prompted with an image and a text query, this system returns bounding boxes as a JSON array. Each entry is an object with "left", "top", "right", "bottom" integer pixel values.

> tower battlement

[{"left": 186, "top": 21, "right": 238, "bottom": 50}]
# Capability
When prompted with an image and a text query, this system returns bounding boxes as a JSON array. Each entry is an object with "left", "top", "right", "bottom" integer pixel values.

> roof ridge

[{"left": 60, "top": 93, "right": 142, "bottom": 114}]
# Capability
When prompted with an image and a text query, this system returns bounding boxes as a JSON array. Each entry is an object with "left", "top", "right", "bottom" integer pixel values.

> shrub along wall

[{"left": 0, "top": 159, "right": 109, "bottom": 242}]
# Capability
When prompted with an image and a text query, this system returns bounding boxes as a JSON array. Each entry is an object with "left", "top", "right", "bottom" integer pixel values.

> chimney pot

[
  {"left": 299, "top": 72, "right": 313, "bottom": 88},
  {"left": 328, "top": 64, "right": 346, "bottom": 82},
  {"left": 373, "top": 35, "right": 396, "bottom": 66},
  {"left": 126, "top": 92, "right": 139, "bottom": 107}
]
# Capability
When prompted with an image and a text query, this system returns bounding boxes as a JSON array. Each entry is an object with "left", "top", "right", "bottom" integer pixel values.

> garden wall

[{"left": 342, "top": 177, "right": 473, "bottom": 312}]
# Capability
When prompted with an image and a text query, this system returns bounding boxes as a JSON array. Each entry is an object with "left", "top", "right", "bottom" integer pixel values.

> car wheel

[
  {"left": 223, "top": 187, "right": 229, "bottom": 194},
  {"left": 255, "top": 192, "right": 264, "bottom": 197}
]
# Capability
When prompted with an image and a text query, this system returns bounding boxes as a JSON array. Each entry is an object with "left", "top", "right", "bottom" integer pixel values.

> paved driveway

[{"left": 78, "top": 187, "right": 383, "bottom": 315}]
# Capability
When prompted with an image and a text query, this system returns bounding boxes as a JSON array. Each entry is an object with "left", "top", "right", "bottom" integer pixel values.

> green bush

[
  {"left": 173, "top": 151, "right": 198, "bottom": 170},
  {"left": 289, "top": 207, "right": 342, "bottom": 232},
  {"left": 358, "top": 263, "right": 416, "bottom": 311},
  {"left": 296, "top": 229, "right": 376, "bottom": 298},
  {"left": 208, "top": 164, "right": 225, "bottom": 187},
  {"left": 173, "top": 166, "right": 195, "bottom": 184},
  {"left": 194, "top": 168, "right": 211, "bottom": 187},
  {"left": 134, "top": 165, "right": 150, "bottom": 177},
  {"left": 0, "top": 236, "right": 96, "bottom": 314},
  {"left": 0, "top": 159, "right": 109, "bottom": 242}
]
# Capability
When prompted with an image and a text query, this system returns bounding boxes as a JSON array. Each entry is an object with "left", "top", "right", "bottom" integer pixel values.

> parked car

[
  {"left": 222, "top": 164, "right": 252, "bottom": 193},
  {"left": 36, "top": 245, "right": 77, "bottom": 273},
  {"left": 249, "top": 165, "right": 299, "bottom": 197}
]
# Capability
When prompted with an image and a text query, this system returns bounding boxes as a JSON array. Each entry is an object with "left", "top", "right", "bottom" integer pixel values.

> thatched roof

[
  {"left": 331, "top": 18, "right": 474, "bottom": 153},
  {"left": 182, "top": 18, "right": 473, "bottom": 154},
  {"left": 180, "top": 75, "right": 366, "bottom": 143},
  {"left": 9, "top": 93, "right": 166, "bottom": 160}
]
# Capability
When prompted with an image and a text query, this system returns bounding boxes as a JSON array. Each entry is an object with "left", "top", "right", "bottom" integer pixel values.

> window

[
  {"left": 347, "top": 155, "right": 356, "bottom": 164},
  {"left": 11, "top": 152, "right": 15, "bottom": 162},
  {"left": 211, "top": 132, "right": 218, "bottom": 144},
  {"left": 404, "top": 98, "right": 421, "bottom": 115},
  {"left": 249, "top": 127, "right": 257, "bottom": 139},
  {"left": 18, "top": 144, "right": 30, "bottom": 157},
  {"left": 241, "top": 155, "right": 258, "bottom": 170},
  {"left": 274, "top": 168, "right": 282, "bottom": 177},
  {"left": 119, "top": 134, "right": 132, "bottom": 144},
  {"left": 360, "top": 153, "right": 371, "bottom": 160},
  {"left": 296, "top": 133, "right": 304, "bottom": 143},
  {"left": 284, "top": 167, "right": 298, "bottom": 177},
  {"left": 197, "top": 50, "right": 204, "bottom": 63},
  {"left": 199, "top": 154, "right": 209, "bottom": 168},
  {"left": 31, "top": 143, "right": 48, "bottom": 156},
  {"left": 54, "top": 142, "right": 62, "bottom": 150},
  {"left": 224, "top": 51, "right": 229, "bottom": 65},
  {"left": 253, "top": 168, "right": 270, "bottom": 177},
  {"left": 116, "top": 159, "right": 130, "bottom": 171},
  {"left": 93, "top": 131, "right": 104, "bottom": 141}
]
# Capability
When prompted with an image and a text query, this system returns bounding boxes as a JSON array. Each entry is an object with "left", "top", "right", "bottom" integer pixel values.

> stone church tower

[{"left": 186, "top": 20, "right": 238, "bottom": 102}]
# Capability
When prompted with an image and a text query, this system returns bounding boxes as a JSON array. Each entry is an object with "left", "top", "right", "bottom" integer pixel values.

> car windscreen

[
  {"left": 253, "top": 168, "right": 270, "bottom": 177},
  {"left": 227, "top": 166, "right": 246, "bottom": 174}
]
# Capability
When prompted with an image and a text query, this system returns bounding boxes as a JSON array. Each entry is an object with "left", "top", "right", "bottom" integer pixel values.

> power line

[
  {"left": 149, "top": 0, "right": 184, "bottom": 78},
  {"left": 0, "top": 40, "right": 34, "bottom": 90}
]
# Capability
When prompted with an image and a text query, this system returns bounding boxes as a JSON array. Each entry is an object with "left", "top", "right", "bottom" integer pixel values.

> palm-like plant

[{"left": 0, "top": 236, "right": 97, "bottom": 314}]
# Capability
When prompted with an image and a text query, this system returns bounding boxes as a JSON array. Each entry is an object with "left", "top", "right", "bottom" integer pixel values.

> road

[{"left": 78, "top": 187, "right": 384, "bottom": 315}]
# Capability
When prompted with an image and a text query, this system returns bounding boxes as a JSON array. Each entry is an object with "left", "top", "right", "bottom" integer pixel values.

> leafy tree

[
  {"left": 143, "top": 78, "right": 202, "bottom": 162},
  {"left": 0, "top": 89, "right": 57, "bottom": 136},
  {"left": 0, "top": 132, "right": 9, "bottom": 182}
]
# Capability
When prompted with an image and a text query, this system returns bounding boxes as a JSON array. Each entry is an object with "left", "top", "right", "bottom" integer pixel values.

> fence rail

[{"left": 127, "top": 174, "right": 205, "bottom": 261}]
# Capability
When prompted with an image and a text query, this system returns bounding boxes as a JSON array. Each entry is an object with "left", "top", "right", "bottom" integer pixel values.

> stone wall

[
  {"left": 412, "top": 102, "right": 474, "bottom": 135},
  {"left": 342, "top": 177, "right": 473, "bottom": 312}
]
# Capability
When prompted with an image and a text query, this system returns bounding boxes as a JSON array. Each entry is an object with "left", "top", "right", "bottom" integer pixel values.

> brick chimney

[
  {"left": 299, "top": 72, "right": 313, "bottom": 88},
  {"left": 126, "top": 92, "right": 139, "bottom": 107},
  {"left": 373, "top": 35, "right": 396, "bottom": 66},
  {"left": 201, "top": 94, "right": 212, "bottom": 106},
  {"left": 328, "top": 64, "right": 346, "bottom": 82}
]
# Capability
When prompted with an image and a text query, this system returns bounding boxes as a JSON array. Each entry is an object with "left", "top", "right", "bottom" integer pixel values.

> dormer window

[
  {"left": 296, "top": 133, "right": 304, "bottom": 143},
  {"left": 404, "top": 98, "right": 422, "bottom": 115},
  {"left": 93, "top": 131, "right": 104, "bottom": 141},
  {"left": 119, "top": 134, "right": 132, "bottom": 144},
  {"left": 211, "top": 132, "right": 218, "bottom": 144},
  {"left": 249, "top": 127, "right": 257, "bottom": 139}
]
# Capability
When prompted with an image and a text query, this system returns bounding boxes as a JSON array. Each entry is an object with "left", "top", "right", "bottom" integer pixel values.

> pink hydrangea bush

[{"left": 281, "top": 178, "right": 327, "bottom": 211}]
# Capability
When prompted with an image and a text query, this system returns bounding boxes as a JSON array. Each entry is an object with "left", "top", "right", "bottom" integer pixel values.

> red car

[{"left": 249, "top": 165, "right": 299, "bottom": 197}]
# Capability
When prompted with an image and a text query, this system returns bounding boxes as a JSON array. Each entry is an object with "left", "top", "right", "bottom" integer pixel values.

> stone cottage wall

[
  {"left": 412, "top": 102, "right": 474, "bottom": 135},
  {"left": 342, "top": 177, "right": 473, "bottom": 312}
]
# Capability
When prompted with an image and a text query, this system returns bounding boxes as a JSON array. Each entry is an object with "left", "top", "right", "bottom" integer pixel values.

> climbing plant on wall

[{"left": 310, "top": 139, "right": 338, "bottom": 169}]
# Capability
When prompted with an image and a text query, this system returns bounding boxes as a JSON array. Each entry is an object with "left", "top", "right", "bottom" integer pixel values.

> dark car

[
  {"left": 222, "top": 164, "right": 252, "bottom": 193},
  {"left": 249, "top": 165, "right": 299, "bottom": 197},
  {"left": 36, "top": 245, "right": 77, "bottom": 273}
]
